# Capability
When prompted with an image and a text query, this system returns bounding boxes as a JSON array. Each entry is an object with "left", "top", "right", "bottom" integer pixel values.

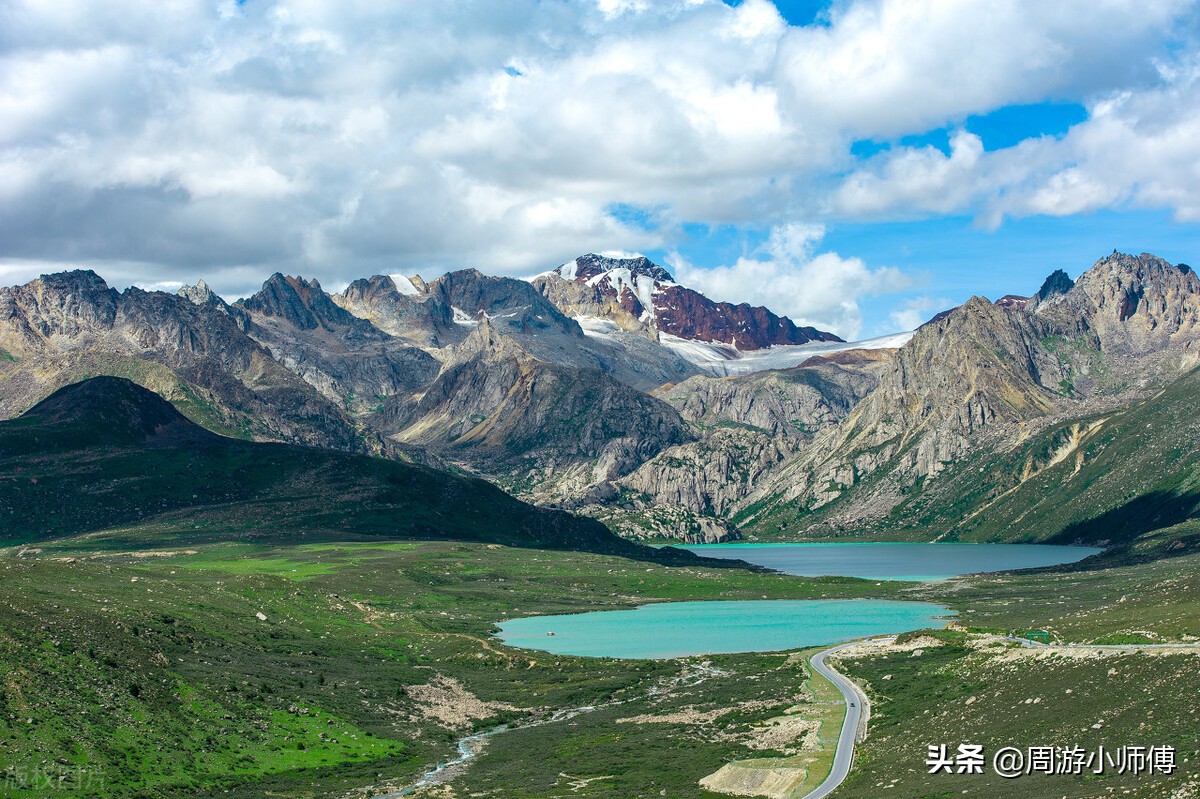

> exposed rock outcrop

[
  {"left": 736, "top": 252, "right": 1200, "bottom": 534},
  {"left": 177, "top": 279, "right": 220, "bottom": 307},
  {"left": 0, "top": 271, "right": 363, "bottom": 450},
  {"left": 1035, "top": 252, "right": 1200, "bottom": 360},
  {"left": 334, "top": 274, "right": 457, "bottom": 347},
  {"left": 532, "top": 253, "right": 842, "bottom": 350},
  {"left": 618, "top": 428, "right": 794, "bottom": 519},
  {"left": 1036, "top": 268, "right": 1075, "bottom": 300},
  {"left": 236, "top": 274, "right": 440, "bottom": 413},
  {"left": 375, "top": 321, "right": 692, "bottom": 498},
  {"left": 656, "top": 350, "right": 891, "bottom": 438}
]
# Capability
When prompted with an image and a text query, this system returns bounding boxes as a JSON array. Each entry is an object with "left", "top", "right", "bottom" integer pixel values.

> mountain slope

[
  {"left": 885, "top": 364, "right": 1200, "bottom": 557},
  {"left": 0, "top": 376, "right": 682, "bottom": 560},
  {"left": 234, "top": 274, "right": 440, "bottom": 414},
  {"left": 532, "top": 253, "right": 843, "bottom": 350},
  {"left": 582, "top": 350, "right": 893, "bottom": 542},
  {"left": 0, "top": 270, "right": 365, "bottom": 451},
  {"left": 374, "top": 322, "right": 691, "bottom": 499},
  {"left": 734, "top": 252, "right": 1200, "bottom": 544}
]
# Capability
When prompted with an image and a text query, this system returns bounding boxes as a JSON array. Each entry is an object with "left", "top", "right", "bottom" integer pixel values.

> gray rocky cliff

[
  {"left": 0, "top": 271, "right": 364, "bottom": 451},
  {"left": 375, "top": 321, "right": 692, "bottom": 497},
  {"left": 237, "top": 274, "right": 440, "bottom": 413},
  {"left": 735, "top": 252, "right": 1200, "bottom": 534},
  {"left": 333, "top": 274, "right": 456, "bottom": 348}
]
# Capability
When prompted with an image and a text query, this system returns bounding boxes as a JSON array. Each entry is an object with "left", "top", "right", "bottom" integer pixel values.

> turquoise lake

[
  {"left": 493, "top": 599, "right": 953, "bottom": 659},
  {"left": 677, "top": 542, "right": 1103, "bottom": 581}
]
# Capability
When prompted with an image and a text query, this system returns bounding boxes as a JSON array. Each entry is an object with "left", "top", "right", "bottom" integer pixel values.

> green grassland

[
  {"left": 823, "top": 553, "right": 1200, "bottom": 798},
  {"left": 835, "top": 639, "right": 1200, "bottom": 799},
  {"left": 2, "top": 539, "right": 1199, "bottom": 798},
  {"left": 0, "top": 540, "right": 902, "bottom": 798},
  {"left": 919, "top": 547, "right": 1200, "bottom": 643}
]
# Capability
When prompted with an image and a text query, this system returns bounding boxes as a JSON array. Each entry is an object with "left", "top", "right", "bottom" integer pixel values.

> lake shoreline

[{"left": 676, "top": 541, "right": 1103, "bottom": 581}]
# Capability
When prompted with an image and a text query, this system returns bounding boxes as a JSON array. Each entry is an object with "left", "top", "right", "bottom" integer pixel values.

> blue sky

[
  {"left": 652, "top": 208, "right": 1198, "bottom": 337},
  {"left": 1, "top": 0, "right": 1198, "bottom": 339}
]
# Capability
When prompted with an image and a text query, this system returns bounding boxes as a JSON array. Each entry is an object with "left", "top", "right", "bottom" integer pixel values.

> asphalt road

[
  {"left": 800, "top": 642, "right": 870, "bottom": 799},
  {"left": 800, "top": 635, "right": 1200, "bottom": 799}
]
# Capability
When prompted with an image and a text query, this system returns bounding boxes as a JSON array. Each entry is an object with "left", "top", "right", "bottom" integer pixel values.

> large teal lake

[
  {"left": 493, "top": 599, "right": 953, "bottom": 659},
  {"left": 677, "top": 542, "right": 1102, "bottom": 581}
]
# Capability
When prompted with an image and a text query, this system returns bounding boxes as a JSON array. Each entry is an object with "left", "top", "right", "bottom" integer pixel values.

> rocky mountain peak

[
  {"left": 341, "top": 275, "right": 404, "bottom": 305},
  {"left": 562, "top": 253, "right": 676, "bottom": 284},
  {"left": 177, "top": 279, "right": 219, "bottom": 306},
  {"left": 535, "top": 253, "right": 842, "bottom": 352},
  {"left": 37, "top": 269, "right": 113, "bottom": 295},
  {"left": 426, "top": 268, "right": 583, "bottom": 339},
  {"left": 240, "top": 273, "right": 360, "bottom": 332},
  {"left": 994, "top": 295, "right": 1030, "bottom": 310},
  {"left": 333, "top": 275, "right": 455, "bottom": 345},
  {"left": 0, "top": 270, "right": 120, "bottom": 344},
  {"left": 448, "top": 318, "right": 536, "bottom": 367},
  {"left": 1037, "top": 269, "right": 1075, "bottom": 300},
  {"left": 1046, "top": 252, "right": 1200, "bottom": 356}
]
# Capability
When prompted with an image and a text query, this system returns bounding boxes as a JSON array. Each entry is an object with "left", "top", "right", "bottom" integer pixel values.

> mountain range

[
  {"left": 0, "top": 375, "right": 718, "bottom": 567},
  {"left": 2, "top": 250, "right": 1197, "bottom": 555}
]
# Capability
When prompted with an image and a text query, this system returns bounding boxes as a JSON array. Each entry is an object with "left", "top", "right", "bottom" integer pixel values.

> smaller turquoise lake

[
  {"left": 493, "top": 600, "right": 953, "bottom": 659},
  {"left": 678, "top": 542, "right": 1102, "bottom": 581}
]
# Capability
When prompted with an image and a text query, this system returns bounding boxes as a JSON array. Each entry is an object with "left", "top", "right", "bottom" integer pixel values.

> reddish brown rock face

[
  {"left": 653, "top": 285, "right": 840, "bottom": 349},
  {"left": 995, "top": 295, "right": 1030, "bottom": 310},
  {"left": 550, "top": 253, "right": 843, "bottom": 350}
]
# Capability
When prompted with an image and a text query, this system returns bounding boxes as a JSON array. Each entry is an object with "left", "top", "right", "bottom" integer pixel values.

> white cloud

[
  {"left": 596, "top": 0, "right": 650, "bottom": 19},
  {"left": 836, "top": 131, "right": 985, "bottom": 217},
  {"left": 888, "top": 295, "right": 953, "bottom": 332},
  {"left": 833, "top": 57, "right": 1200, "bottom": 226},
  {"left": 670, "top": 223, "right": 912, "bottom": 339},
  {"left": 0, "top": 0, "right": 1196, "bottom": 300},
  {"left": 776, "top": 0, "right": 1188, "bottom": 138}
]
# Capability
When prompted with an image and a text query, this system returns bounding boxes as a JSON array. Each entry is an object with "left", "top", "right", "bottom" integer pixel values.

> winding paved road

[
  {"left": 800, "top": 641, "right": 872, "bottom": 799},
  {"left": 798, "top": 635, "right": 1200, "bottom": 799}
]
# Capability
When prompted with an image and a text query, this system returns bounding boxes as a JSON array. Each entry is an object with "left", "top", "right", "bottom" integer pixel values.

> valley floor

[{"left": 0, "top": 540, "right": 1197, "bottom": 798}]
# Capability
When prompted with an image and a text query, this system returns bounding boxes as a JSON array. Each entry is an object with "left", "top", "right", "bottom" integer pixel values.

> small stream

[{"left": 370, "top": 662, "right": 725, "bottom": 798}]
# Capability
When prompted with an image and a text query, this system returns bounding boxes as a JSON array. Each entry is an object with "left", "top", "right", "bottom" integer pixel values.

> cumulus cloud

[
  {"left": 0, "top": 0, "right": 1196, "bottom": 304},
  {"left": 836, "top": 131, "right": 985, "bottom": 217},
  {"left": 833, "top": 58, "right": 1200, "bottom": 226},
  {"left": 671, "top": 223, "right": 911, "bottom": 339},
  {"left": 888, "top": 295, "right": 954, "bottom": 332},
  {"left": 776, "top": 0, "right": 1187, "bottom": 138}
]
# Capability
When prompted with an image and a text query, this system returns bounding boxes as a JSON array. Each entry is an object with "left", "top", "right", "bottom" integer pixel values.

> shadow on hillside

[{"left": 1047, "top": 490, "right": 1200, "bottom": 548}]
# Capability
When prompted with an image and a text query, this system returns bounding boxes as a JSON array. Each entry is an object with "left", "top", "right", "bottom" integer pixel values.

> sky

[{"left": 1, "top": 0, "right": 1198, "bottom": 340}]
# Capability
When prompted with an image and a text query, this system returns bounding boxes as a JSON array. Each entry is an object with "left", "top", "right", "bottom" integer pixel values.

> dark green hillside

[
  {"left": 947, "top": 366, "right": 1200, "bottom": 555},
  {"left": 0, "top": 377, "right": 679, "bottom": 561},
  {"left": 832, "top": 365, "right": 1200, "bottom": 557}
]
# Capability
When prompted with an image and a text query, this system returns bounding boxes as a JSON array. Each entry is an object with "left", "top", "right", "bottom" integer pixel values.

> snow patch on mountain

[
  {"left": 451, "top": 306, "right": 480, "bottom": 326},
  {"left": 389, "top": 274, "right": 421, "bottom": 297},
  {"left": 576, "top": 315, "right": 623, "bottom": 336},
  {"left": 660, "top": 331, "right": 914, "bottom": 376}
]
